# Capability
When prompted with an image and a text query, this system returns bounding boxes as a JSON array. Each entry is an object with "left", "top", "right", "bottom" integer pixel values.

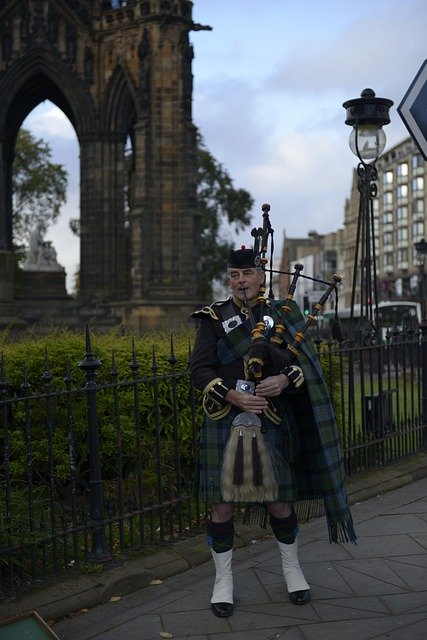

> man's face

[{"left": 228, "top": 268, "right": 265, "bottom": 302}]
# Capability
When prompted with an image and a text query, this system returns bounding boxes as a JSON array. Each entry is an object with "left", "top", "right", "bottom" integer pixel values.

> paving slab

[
  {"left": 2, "top": 457, "right": 427, "bottom": 639},
  {"left": 297, "top": 612, "right": 427, "bottom": 640},
  {"left": 50, "top": 475, "right": 427, "bottom": 640}
]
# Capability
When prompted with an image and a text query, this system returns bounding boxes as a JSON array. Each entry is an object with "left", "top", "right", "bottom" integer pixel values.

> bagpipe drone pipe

[{"left": 220, "top": 204, "right": 342, "bottom": 504}]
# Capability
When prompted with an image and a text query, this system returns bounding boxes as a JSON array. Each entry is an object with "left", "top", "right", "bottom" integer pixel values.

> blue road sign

[{"left": 398, "top": 59, "right": 427, "bottom": 160}]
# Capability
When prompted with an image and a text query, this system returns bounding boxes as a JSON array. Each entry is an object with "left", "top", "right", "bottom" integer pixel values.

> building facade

[
  {"left": 281, "top": 136, "right": 426, "bottom": 314},
  {"left": 278, "top": 229, "right": 345, "bottom": 315}
]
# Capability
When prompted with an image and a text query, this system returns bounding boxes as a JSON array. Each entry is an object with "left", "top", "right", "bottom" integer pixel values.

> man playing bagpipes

[{"left": 190, "top": 207, "right": 356, "bottom": 618}]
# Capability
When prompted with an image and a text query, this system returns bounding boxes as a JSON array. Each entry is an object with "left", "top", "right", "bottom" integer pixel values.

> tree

[
  {"left": 12, "top": 129, "right": 68, "bottom": 249},
  {"left": 197, "top": 133, "right": 254, "bottom": 298}
]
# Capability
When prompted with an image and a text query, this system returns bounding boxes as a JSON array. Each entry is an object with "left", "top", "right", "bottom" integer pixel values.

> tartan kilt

[{"left": 195, "top": 392, "right": 324, "bottom": 505}]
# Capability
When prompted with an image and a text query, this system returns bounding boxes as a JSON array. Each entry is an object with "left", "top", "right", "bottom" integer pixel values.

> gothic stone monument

[{"left": 0, "top": 0, "right": 209, "bottom": 331}]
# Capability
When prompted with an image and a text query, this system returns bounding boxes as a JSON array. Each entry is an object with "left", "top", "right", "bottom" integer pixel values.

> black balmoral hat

[{"left": 227, "top": 245, "right": 261, "bottom": 269}]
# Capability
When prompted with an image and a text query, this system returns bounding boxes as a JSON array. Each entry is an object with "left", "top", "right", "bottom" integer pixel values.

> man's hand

[
  {"left": 255, "top": 374, "right": 289, "bottom": 397},
  {"left": 225, "top": 389, "right": 269, "bottom": 414}
]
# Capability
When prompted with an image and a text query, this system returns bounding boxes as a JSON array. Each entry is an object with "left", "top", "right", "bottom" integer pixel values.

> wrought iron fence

[
  {"left": 0, "top": 328, "right": 204, "bottom": 600},
  {"left": 318, "top": 328, "right": 424, "bottom": 475},
  {"left": 0, "top": 327, "right": 425, "bottom": 600}
]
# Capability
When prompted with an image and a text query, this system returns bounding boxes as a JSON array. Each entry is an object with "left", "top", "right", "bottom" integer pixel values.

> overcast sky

[{"left": 24, "top": 0, "right": 427, "bottom": 291}]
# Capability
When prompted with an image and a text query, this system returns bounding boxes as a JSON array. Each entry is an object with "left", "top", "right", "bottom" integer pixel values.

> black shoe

[
  {"left": 211, "top": 602, "right": 234, "bottom": 617},
  {"left": 289, "top": 589, "right": 311, "bottom": 605}
]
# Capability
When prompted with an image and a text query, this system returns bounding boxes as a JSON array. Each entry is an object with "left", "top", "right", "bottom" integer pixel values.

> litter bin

[{"left": 364, "top": 389, "right": 395, "bottom": 436}]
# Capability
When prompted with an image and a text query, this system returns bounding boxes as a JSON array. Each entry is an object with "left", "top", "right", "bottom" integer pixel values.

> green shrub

[
  {"left": 316, "top": 339, "right": 344, "bottom": 434},
  {"left": 0, "top": 327, "right": 203, "bottom": 497}
]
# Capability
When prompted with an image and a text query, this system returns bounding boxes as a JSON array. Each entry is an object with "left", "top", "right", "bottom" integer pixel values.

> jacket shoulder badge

[{"left": 190, "top": 299, "right": 230, "bottom": 321}]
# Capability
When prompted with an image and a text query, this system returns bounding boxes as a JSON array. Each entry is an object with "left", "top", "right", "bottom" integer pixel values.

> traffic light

[{"left": 303, "top": 295, "right": 310, "bottom": 315}]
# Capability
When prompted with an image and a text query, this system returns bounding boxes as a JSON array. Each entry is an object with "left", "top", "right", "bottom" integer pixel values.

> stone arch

[
  {"left": 0, "top": 50, "right": 95, "bottom": 250},
  {"left": 103, "top": 64, "right": 137, "bottom": 134},
  {"left": 103, "top": 61, "right": 139, "bottom": 228},
  {"left": 0, "top": 50, "right": 96, "bottom": 136}
]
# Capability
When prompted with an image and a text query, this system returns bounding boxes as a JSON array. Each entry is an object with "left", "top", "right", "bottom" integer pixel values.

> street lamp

[{"left": 343, "top": 89, "right": 393, "bottom": 344}]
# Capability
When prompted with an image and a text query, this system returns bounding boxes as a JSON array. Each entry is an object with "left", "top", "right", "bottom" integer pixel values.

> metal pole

[
  {"left": 421, "top": 319, "right": 427, "bottom": 449},
  {"left": 420, "top": 267, "right": 427, "bottom": 448},
  {"left": 415, "top": 240, "right": 427, "bottom": 449},
  {"left": 78, "top": 325, "right": 110, "bottom": 561},
  {"left": 351, "top": 161, "right": 380, "bottom": 345}
]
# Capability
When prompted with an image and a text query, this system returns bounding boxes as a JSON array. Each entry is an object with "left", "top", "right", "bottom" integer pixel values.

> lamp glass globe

[{"left": 349, "top": 125, "right": 386, "bottom": 161}]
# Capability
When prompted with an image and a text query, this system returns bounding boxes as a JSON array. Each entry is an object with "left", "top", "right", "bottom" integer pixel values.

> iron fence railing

[
  {"left": 0, "top": 328, "right": 425, "bottom": 600},
  {"left": 318, "top": 329, "right": 424, "bottom": 474}
]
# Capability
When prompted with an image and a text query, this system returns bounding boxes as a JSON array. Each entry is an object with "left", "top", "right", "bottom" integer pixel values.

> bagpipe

[
  {"left": 243, "top": 203, "right": 342, "bottom": 386},
  {"left": 220, "top": 203, "right": 342, "bottom": 503}
]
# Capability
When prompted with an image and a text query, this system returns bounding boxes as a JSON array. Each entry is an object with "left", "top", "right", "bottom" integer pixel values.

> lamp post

[
  {"left": 415, "top": 238, "right": 427, "bottom": 447},
  {"left": 343, "top": 89, "right": 393, "bottom": 344}
]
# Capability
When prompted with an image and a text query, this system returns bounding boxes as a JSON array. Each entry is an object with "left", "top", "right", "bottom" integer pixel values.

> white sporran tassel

[{"left": 221, "top": 411, "right": 278, "bottom": 502}]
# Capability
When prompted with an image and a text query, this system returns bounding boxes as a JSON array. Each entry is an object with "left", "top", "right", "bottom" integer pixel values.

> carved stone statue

[{"left": 23, "top": 222, "right": 65, "bottom": 272}]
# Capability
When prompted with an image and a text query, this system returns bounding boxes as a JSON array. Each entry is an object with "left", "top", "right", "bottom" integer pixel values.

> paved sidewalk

[{"left": 50, "top": 476, "right": 427, "bottom": 640}]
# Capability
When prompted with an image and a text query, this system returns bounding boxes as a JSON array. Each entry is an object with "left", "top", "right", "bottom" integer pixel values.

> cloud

[
  {"left": 24, "top": 104, "right": 76, "bottom": 140},
  {"left": 242, "top": 131, "right": 352, "bottom": 239},
  {"left": 269, "top": 1, "right": 427, "bottom": 99},
  {"left": 194, "top": 77, "right": 274, "bottom": 171}
]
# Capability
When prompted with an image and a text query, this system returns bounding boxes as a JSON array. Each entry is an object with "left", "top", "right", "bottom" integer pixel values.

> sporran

[{"left": 220, "top": 411, "right": 278, "bottom": 503}]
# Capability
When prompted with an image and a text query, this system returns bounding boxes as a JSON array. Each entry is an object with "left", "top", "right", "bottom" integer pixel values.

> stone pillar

[
  {"left": 129, "top": 19, "right": 201, "bottom": 309},
  {"left": 0, "top": 251, "right": 27, "bottom": 330},
  {"left": 79, "top": 135, "right": 128, "bottom": 303}
]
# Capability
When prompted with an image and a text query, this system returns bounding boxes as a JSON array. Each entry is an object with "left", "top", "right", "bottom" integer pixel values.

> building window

[
  {"left": 397, "top": 206, "right": 408, "bottom": 221},
  {"left": 412, "top": 154, "right": 423, "bottom": 169},
  {"left": 413, "top": 199, "right": 425, "bottom": 214},
  {"left": 383, "top": 170, "right": 393, "bottom": 186},
  {"left": 397, "top": 248, "right": 408, "bottom": 263},
  {"left": 397, "top": 162, "right": 408, "bottom": 177},
  {"left": 397, "top": 184, "right": 408, "bottom": 200},
  {"left": 413, "top": 221, "right": 424, "bottom": 237},
  {"left": 383, "top": 232, "right": 393, "bottom": 245},
  {"left": 410, "top": 274, "right": 419, "bottom": 293},
  {"left": 383, "top": 252, "right": 393, "bottom": 267},
  {"left": 383, "top": 191, "right": 393, "bottom": 206},
  {"left": 397, "top": 227, "right": 408, "bottom": 241},
  {"left": 412, "top": 176, "right": 424, "bottom": 193},
  {"left": 382, "top": 211, "right": 393, "bottom": 224}
]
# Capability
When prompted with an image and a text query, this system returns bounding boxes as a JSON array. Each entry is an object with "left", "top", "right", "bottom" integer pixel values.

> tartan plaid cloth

[{"left": 195, "top": 299, "right": 356, "bottom": 543}]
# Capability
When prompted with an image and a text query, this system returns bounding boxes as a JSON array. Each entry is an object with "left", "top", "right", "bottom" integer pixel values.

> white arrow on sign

[{"left": 398, "top": 59, "right": 427, "bottom": 160}]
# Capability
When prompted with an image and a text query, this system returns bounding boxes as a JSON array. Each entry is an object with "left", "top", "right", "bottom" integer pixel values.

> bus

[{"left": 319, "top": 300, "right": 421, "bottom": 343}]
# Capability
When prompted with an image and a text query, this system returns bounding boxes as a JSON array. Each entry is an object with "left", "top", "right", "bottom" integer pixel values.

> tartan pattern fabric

[
  {"left": 207, "top": 517, "right": 234, "bottom": 553},
  {"left": 269, "top": 509, "right": 298, "bottom": 544},
  {"left": 195, "top": 299, "right": 356, "bottom": 543},
  {"left": 276, "top": 301, "right": 355, "bottom": 542},
  {"left": 216, "top": 315, "right": 258, "bottom": 365}
]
